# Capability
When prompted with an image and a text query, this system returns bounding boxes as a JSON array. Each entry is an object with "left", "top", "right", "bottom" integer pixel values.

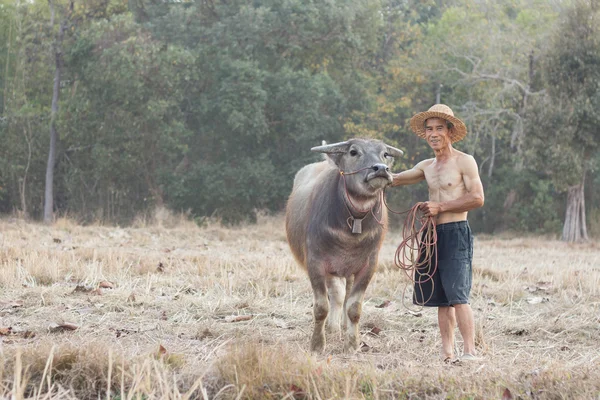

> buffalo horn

[
  {"left": 385, "top": 144, "right": 404, "bottom": 157},
  {"left": 311, "top": 141, "right": 350, "bottom": 154}
]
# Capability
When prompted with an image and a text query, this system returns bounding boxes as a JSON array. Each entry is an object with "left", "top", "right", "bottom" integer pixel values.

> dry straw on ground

[{"left": 0, "top": 215, "right": 599, "bottom": 399}]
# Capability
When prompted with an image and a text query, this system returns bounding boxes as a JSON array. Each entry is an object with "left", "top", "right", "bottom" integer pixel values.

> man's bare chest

[{"left": 424, "top": 162, "right": 463, "bottom": 192}]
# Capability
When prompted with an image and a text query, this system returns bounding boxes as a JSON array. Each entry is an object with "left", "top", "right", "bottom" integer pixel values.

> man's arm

[
  {"left": 390, "top": 160, "right": 429, "bottom": 186},
  {"left": 420, "top": 155, "right": 484, "bottom": 216}
]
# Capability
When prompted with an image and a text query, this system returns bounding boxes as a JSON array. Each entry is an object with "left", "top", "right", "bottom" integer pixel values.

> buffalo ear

[
  {"left": 384, "top": 144, "right": 404, "bottom": 158},
  {"left": 311, "top": 141, "right": 350, "bottom": 154}
]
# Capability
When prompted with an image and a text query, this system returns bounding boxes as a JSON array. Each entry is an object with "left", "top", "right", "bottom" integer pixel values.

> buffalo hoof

[
  {"left": 343, "top": 336, "right": 360, "bottom": 353},
  {"left": 310, "top": 335, "right": 325, "bottom": 353},
  {"left": 326, "top": 324, "right": 341, "bottom": 337}
]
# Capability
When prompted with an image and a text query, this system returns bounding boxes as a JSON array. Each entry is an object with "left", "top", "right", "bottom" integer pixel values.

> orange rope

[{"left": 339, "top": 168, "right": 385, "bottom": 227}]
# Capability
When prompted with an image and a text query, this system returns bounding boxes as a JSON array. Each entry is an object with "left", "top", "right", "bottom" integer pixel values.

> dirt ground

[{"left": 1, "top": 216, "right": 599, "bottom": 399}]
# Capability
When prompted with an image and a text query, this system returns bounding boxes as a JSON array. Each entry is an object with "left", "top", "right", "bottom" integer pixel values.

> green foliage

[
  {"left": 514, "top": 179, "right": 563, "bottom": 234},
  {"left": 162, "top": 64, "right": 346, "bottom": 222},
  {"left": 470, "top": 168, "right": 562, "bottom": 234},
  {"left": 0, "top": 0, "right": 598, "bottom": 232},
  {"left": 0, "top": 1, "right": 54, "bottom": 216},
  {"left": 58, "top": 14, "right": 194, "bottom": 221},
  {"left": 525, "top": 0, "right": 600, "bottom": 195},
  {"left": 140, "top": 0, "right": 371, "bottom": 222},
  {"left": 164, "top": 156, "right": 281, "bottom": 224}
]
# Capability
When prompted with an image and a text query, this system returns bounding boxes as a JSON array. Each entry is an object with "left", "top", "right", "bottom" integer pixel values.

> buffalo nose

[{"left": 372, "top": 163, "right": 390, "bottom": 172}]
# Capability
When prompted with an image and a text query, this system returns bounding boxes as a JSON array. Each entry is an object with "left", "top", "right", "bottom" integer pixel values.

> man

[{"left": 391, "top": 104, "right": 484, "bottom": 361}]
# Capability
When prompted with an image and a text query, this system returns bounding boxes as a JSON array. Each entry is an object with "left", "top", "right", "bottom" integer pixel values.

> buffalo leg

[
  {"left": 309, "top": 272, "right": 329, "bottom": 353},
  {"left": 342, "top": 275, "right": 355, "bottom": 332},
  {"left": 343, "top": 262, "right": 377, "bottom": 353},
  {"left": 326, "top": 276, "right": 345, "bottom": 335}
]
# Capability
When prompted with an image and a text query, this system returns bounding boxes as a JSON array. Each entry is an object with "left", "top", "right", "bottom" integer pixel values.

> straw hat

[{"left": 409, "top": 104, "right": 467, "bottom": 143}]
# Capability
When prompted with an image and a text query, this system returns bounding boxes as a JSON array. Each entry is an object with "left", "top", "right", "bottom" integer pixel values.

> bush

[
  {"left": 471, "top": 168, "right": 562, "bottom": 234},
  {"left": 164, "top": 156, "right": 288, "bottom": 224}
]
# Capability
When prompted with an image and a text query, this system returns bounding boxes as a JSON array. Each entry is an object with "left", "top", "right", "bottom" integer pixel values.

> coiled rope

[{"left": 383, "top": 197, "right": 438, "bottom": 308}]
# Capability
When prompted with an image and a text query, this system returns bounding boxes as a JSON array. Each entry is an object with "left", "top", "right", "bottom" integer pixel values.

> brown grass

[{"left": 1, "top": 214, "right": 599, "bottom": 399}]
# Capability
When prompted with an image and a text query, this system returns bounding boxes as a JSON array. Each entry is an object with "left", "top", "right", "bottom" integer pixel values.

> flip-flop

[{"left": 460, "top": 353, "right": 484, "bottom": 361}]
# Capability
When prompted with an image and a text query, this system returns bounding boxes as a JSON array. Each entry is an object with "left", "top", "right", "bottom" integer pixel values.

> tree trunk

[
  {"left": 3, "top": 16, "right": 12, "bottom": 113},
  {"left": 43, "top": 2, "right": 66, "bottom": 224},
  {"left": 19, "top": 122, "right": 33, "bottom": 218},
  {"left": 487, "top": 134, "right": 495, "bottom": 178},
  {"left": 561, "top": 173, "right": 589, "bottom": 242}
]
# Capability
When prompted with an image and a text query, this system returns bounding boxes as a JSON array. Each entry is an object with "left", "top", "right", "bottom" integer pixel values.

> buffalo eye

[{"left": 349, "top": 149, "right": 358, "bottom": 156}]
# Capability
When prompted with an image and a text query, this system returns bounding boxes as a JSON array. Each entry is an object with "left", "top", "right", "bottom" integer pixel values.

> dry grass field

[{"left": 1, "top": 213, "right": 599, "bottom": 399}]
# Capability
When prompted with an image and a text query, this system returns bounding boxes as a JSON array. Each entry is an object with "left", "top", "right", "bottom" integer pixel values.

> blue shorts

[{"left": 413, "top": 221, "right": 473, "bottom": 307}]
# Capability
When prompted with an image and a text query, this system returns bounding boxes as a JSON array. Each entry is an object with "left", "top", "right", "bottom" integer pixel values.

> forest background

[{"left": 0, "top": 0, "right": 599, "bottom": 241}]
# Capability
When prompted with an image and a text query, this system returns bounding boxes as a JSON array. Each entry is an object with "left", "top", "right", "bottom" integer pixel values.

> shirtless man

[{"left": 391, "top": 104, "right": 485, "bottom": 361}]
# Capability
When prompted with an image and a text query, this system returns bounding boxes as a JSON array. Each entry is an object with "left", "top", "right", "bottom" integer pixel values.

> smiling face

[{"left": 424, "top": 117, "right": 452, "bottom": 150}]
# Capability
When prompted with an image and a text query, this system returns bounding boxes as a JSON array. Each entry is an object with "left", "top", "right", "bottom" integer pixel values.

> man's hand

[
  {"left": 389, "top": 162, "right": 427, "bottom": 187},
  {"left": 419, "top": 201, "right": 443, "bottom": 217}
]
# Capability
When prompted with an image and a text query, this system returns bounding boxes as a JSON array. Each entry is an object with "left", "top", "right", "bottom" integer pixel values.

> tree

[
  {"left": 527, "top": 0, "right": 600, "bottom": 242},
  {"left": 57, "top": 13, "right": 192, "bottom": 221},
  {"left": 371, "top": 0, "right": 560, "bottom": 232},
  {"left": 0, "top": 0, "right": 597, "bottom": 231},
  {"left": 44, "top": 0, "right": 72, "bottom": 223},
  {"left": 135, "top": 0, "right": 384, "bottom": 223},
  {"left": 0, "top": 1, "right": 55, "bottom": 218}
]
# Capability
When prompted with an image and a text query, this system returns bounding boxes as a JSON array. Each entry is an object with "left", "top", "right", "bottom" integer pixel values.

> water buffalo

[{"left": 285, "top": 138, "right": 403, "bottom": 353}]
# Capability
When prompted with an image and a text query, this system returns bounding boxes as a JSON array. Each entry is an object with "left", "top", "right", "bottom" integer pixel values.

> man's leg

[
  {"left": 438, "top": 306, "right": 456, "bottom": 359},
  {"left": 454, "top": 303, "right": 476, "bottom": 355}
]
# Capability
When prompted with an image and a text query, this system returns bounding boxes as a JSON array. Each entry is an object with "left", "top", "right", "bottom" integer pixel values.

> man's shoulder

[
  {"left": 453, "top": 151, "right": 481, "bottom": 177},
  {"left": 453, "top": 151, "right": 477, "bottom": 166},
  {"left": 452, "top": 149, "right": 474, "bottom": 160},
  {"left": 416, "top": 158, "right": 435, "bottom": 169}
]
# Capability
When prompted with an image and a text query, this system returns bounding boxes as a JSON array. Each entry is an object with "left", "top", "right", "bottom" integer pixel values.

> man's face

[{"left": 424, "top": 118, "right": 451, "bottom": 150}]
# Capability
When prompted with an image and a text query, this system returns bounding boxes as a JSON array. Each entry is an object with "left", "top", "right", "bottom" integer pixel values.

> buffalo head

[{"left": 311, "top": 139, "right": 403, "bottom": 197}]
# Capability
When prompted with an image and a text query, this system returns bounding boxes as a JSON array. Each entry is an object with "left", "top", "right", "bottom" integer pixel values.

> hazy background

[{"left": 0, "top": 0, "right": 598, "bottom": 239}]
